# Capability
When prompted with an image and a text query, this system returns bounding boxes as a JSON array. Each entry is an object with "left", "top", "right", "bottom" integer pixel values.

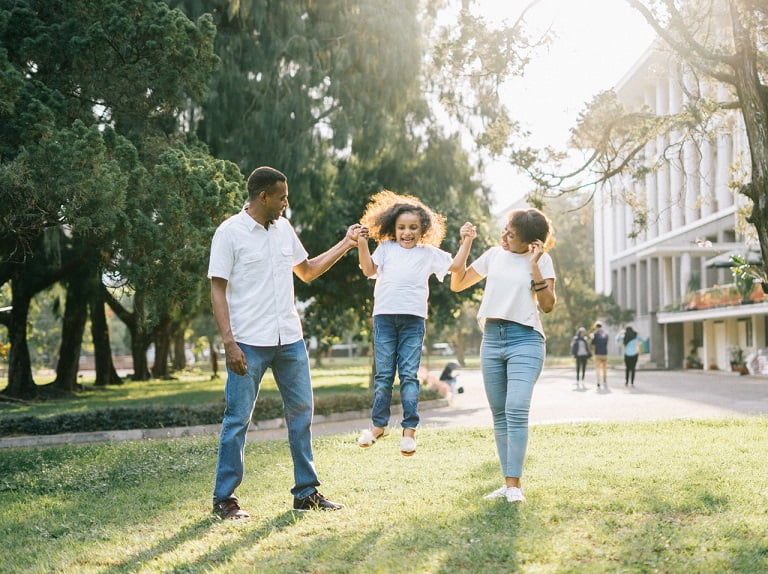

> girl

[
  {"left": 356, "top": 190, "right": 459, "bottom": 456},
  {"left": 450, "top": 209, "right": 556, "bottom": 503}
]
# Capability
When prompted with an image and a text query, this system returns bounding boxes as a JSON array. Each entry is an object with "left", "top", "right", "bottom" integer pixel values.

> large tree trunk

[
  {"left": 730, "top": 4, "right": 768, "bottom": 273},
  {"left": 2, "top": 277, "right": 37, "bottom": 399},
  {"left": 209, "top": 340, "right": 219, "bottom": 379},
  {"left": 151, "top": 314, "right": 172, "bottom": 379},
  {"left": 105, "top": 289, "right": 152, "bottom": 380},
  {"left": 91, "top": 283, "right": 122, "bottom": 387},
  {"left": 48, "top": 271, "right": 89, "bottom": 394},
  {"left": 172, "top": 322, "right": 187, "bottom": 372}
]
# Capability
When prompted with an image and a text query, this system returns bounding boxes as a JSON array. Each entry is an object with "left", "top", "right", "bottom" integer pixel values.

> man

[
  {"left": 208, "top": 166, "right": 362, "bottom": 519},
  {"left": 591, "top": 321, "right": 609, "bottom": 388}
]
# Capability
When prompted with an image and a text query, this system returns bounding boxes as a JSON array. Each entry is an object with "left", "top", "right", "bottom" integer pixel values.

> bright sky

[{"left": 478, "top": 0, "right": 657, "bottom": 209}]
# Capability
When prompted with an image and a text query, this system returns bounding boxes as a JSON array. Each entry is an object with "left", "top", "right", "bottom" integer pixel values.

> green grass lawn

[
  {"left": 0, "top": 361, "right": 374, "bottom": 418},
  {"left": 1, "top": 418, "right": 767, "bottom": 573}
]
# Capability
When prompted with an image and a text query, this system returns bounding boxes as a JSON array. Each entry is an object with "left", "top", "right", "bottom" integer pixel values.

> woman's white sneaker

[
  {"left": 483, "top": 486, "right": 508, "bottom": 500},
  {"left": 505, "top": 487, "right": 525, "bottom": 503}
]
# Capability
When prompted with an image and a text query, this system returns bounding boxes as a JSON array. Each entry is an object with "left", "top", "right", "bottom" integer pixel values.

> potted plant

[
  {"left": 685, "top": 339, "right": 703, "bottom": 369},
  {"left": 729, "top": 346, "right": 749, "bottom": 375},
  {"left": 730, "top": 254, "right": 767, "bottom": 298}
]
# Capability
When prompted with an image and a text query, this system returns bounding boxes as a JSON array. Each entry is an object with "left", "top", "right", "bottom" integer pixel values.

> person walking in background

[
  {"left": 439, "top": 361, "right": 463, "bottom": 395},
  {"left": 618, "top": 326, "right": 646, "bottom": 386},
  {"left": 570, "top": 327, "right": 591, "bottom": 388},
  {"left": 450, "top": 208, "right": 556, "bottom": 504},
  {"left": 208, "top": 166, "right": 360, "bottom": 519},
  {"left": 355, "top": 190, "right": 460, "bottom": 456},
  {"left": 591, "top": 321, "right": 609, "bottom": 388}
]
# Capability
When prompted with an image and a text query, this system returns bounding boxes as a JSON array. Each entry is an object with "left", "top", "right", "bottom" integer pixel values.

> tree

[
  {"left": 518, "top": 1, "right": 768, "bottom": 275},
  {"left": 168, "top": 0, "right": 546, "bottom": 341},
  {"left": 0, "top": 0, "right": 236, "bottom": 397}
]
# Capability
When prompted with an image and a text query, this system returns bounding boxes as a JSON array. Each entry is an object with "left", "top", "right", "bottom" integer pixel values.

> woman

[
  {"left": 618, "top": 326, "right": 646, "bottom": 386},
  {"left": 451, "top": 209, "right": 556, "bottom": 503},
  {"left": 570, "top": 327, "right": 591, "bottom": 387}
]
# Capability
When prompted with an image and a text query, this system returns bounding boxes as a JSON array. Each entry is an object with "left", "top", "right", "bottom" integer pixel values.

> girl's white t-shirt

[
  {"left": 370, "top": 240, "right": 453, "bottom": 318},
  {"left": 470, "top": 246, "right": 556, "bottom": 336}
]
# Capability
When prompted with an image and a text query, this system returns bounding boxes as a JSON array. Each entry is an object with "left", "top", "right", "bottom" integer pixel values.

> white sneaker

[
  {"left": 483, "top": 486, "right": 508, "bottom": 500},
  {"left": 505, "top": 486, "right": 525, "bottom": 503}
]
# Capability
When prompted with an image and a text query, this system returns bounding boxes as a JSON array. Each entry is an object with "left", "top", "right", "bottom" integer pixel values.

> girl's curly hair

[{"left": 360, "top": 190, "right": 446, "bottom": 247}]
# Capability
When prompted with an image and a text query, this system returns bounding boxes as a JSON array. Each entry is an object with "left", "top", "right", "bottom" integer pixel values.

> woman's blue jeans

[
  {"left": 372, "top": 314, "right": 425, "bottom": 429},
  {"left": 213, "top": 340, "right": 320, "bottom": 503},
  {"left": 480, "top": 320, "right": 545, "bottom": 479}
]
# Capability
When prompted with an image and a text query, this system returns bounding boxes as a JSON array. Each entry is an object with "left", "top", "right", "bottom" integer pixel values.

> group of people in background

[
  {"left": 570, "top": 322, "right": 648, "bottom": 389},
  {"left": 207, "top": 165, "right": 557, "bottom": 520}
]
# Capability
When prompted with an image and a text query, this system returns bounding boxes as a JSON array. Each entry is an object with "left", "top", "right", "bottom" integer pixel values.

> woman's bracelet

[
  {"left": 531, "top": 279, "right": 547, "bottom": 289},
  {"left": 534, "top": 284, "right": 548, "bottom": 292}
]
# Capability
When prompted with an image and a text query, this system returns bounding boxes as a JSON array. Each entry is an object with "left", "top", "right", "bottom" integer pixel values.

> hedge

[{"left": 0, "top": 391, "right": 438, "bottom": 437}]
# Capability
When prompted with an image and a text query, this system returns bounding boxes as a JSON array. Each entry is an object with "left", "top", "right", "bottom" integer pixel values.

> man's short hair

[{"left": 247, "top": 166, "right": 287, "bottom": 200}]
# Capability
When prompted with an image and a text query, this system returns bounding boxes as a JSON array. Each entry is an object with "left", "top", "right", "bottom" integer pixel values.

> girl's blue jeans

[
  {"left": 213, "top": 340, "right": 320, "bottom": 503},
  {"left": 371, "top": 314, "right": 425, "bottom": 429},
  {"left": 480, "top": 320, "right": 545, "bottom": 479}
]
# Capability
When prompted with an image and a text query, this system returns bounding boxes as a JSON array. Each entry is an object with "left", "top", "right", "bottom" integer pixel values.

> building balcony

[{"left": 685, "top": 282, "right": 765, "bottom": 311}]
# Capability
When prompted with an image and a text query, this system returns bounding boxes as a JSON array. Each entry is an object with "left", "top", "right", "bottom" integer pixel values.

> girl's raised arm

[{"left": 357, "top": 226, "right": 377, "bottom": 277}]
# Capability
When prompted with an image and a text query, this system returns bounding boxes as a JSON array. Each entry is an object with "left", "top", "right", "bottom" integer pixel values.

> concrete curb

[{"left": 0, "top": 398, "right": 450, "bottom": 449}]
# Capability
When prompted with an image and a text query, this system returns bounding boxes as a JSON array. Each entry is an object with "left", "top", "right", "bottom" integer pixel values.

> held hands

[
  {"left": 345, "top": 223, "right": 366, "bottom": 248},
  {"left": 459, "top": 222, "right": 477, "bottom": 243}
]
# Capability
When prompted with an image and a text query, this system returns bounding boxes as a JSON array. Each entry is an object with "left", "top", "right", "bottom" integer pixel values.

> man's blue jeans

[
  {"left": 213, "top": 340, "right": 320, "bottom": 503},
  {"left": 480, "top": 320, "right": 545, "bottom": 478},
  {"left": 372, "top": 314, "right": 425, "bottom": 429}
]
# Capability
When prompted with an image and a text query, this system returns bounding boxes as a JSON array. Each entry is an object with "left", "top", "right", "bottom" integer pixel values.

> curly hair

[{"left": 360, "top": 190, "right": 446, "bottom": 247}]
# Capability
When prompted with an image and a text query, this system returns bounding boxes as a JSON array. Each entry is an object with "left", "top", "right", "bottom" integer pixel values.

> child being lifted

[{"left": 355, "top": 190, "right": 467, "bottom": 456}]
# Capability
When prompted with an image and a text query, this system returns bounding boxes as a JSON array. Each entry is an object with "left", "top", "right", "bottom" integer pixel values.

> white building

[{"left": 595, "top": 41, "right": 767, "bottom": 373}]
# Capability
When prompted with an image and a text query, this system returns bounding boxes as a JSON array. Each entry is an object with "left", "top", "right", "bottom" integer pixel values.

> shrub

[{"left": 0, "top": 390, "right": 439, "bottom": 437}]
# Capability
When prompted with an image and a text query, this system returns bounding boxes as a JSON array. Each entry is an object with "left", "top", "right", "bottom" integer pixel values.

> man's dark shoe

[
  {"left": 213, "top": 499, "right": 250, "bottom": 520},
  {"left": 293, "top": 491, "right": 343, "bottom": 511}
]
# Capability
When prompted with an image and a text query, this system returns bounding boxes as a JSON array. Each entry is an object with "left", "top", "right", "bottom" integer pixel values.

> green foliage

[
  {"left": 0, "top": 0, "right": 243, "bottom": 392},
  {"left": 730, "top": 254, "right": 764, "bottom": 300},
  {"left": 168, "top": 0, "right": 516, "bottom": 342}
]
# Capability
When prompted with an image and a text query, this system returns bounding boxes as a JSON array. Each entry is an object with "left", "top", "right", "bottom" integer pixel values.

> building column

[{"left": 656, "top": 76, "right": 671, "bottom": 234}]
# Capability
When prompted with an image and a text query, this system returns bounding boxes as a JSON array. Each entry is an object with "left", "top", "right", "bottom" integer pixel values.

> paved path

[
  {"left": 2, "top": 367, "right": 767, "bottom": 448},
  {"left": 307, "top": 366, "right": 768, "bottom": 438}
]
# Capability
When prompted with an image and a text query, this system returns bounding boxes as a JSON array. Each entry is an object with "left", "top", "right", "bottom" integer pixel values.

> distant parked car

[{"left": 430, "top": 343, "right": 454, "bottom": 356}]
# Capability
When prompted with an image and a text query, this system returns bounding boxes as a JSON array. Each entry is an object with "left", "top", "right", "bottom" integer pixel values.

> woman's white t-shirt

[
  {"left": 470, "top": 246, "right": 556, "bottom": 336},
  {"left": 370, "top": 240, "right": 453, "bottom": 318}
]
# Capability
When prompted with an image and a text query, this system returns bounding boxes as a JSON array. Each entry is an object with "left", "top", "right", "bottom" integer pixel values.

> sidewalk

[{"left": 2, "top": 367, "right": 767, "bottom": 449}]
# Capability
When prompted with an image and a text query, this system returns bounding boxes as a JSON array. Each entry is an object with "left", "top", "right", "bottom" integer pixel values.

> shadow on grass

[
  {"left": 278, "top": 479, "right": 527, "bottom": 573},
  {"left": 99, "top": 517, "right": 216, "bottom": 574},
  {"left": 112, "top": 511, "right": 306, "bottom": 574}
]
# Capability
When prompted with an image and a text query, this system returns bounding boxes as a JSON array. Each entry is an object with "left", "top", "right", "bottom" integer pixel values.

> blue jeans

[
  {"left": 372, "top": 314, "right": 425, "bottom": 429},
  {"left": 213, "top": 340, "right": 319, "bottom": 503},
  {"left": 480, "top": 320, "right": 545, "bottom": 479}
]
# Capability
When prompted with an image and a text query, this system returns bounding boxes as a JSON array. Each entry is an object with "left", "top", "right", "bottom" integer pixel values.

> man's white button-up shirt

[{"left": 208, "top": 210, "right": 308, "bottom": 346}]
